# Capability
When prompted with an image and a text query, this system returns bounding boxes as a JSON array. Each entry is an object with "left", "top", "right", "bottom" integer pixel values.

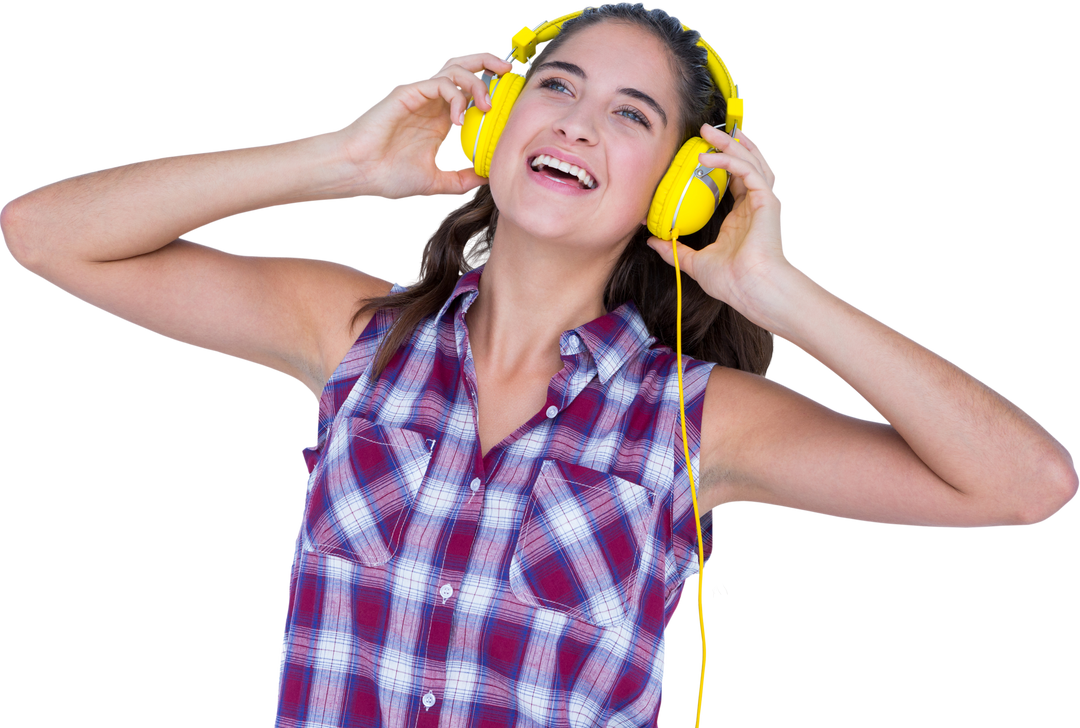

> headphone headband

[{"left": 507, "top": 10, "right": 743, "bottom": 131}]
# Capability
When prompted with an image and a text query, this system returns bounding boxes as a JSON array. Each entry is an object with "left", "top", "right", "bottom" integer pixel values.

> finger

[
  {"left": 696, "top": 151, "right": 775, "bottom": 202},
  {"left": 429, "top": 54, "right": 514, "bottom": 118},
  {"left": 429, "top": 64, "right": 496, "bottom": 115},
  {"left": 700, "top": 124, "right": 760, "bottom": 169},
  {"left": 699, "top": 124, "right": 767, "bottom": 182},
  {"left": 708, "top": 166, "right": 780, "bottom": 233},
  {"left": 693, "top": 152, "right": 746, "bottom": 202},
  {"left": 699, "top": 125, "right": 768, "bottom": 194},
  {"left": 726, "top": 129, "right": 776, "bottom": 188},
  {"left": 412, "top": 76, "right": 471, "bottom": 126},
  {"left": 725, "top": 125, "right": 777, "bottom": 189},
  {"left": 439, "top": 53, "right": 513, "bottom": 75},
  {"left": 700, "top": 122, "right": 744, "bottom": 152},
  {"left": 434, "top": 49, "right": 514, "bottom": 78},
  {"left": 429, "top": 75, "right": 496, "bottom": 129}
]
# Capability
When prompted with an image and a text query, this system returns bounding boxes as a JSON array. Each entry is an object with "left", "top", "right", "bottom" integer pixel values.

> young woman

[{"left": 3, "top": 3, "right": 1075, "bottom": 727}]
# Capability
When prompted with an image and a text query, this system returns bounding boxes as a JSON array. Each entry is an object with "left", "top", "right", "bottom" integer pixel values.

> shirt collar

[{"left": 436, "top": 266, "right": 655, "bottom": 384}]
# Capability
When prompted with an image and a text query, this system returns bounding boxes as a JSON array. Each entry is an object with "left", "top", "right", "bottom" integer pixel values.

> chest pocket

[
  {"left": 509, "top": 460, "right": 655, "bottom": 628},
  {"left": 303, "top": 416, "right": 432, "bottom": 566}
]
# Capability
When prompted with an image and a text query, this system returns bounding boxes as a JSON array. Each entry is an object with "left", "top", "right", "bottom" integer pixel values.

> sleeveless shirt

[{"left": 276, "top": 267, "right": 715, "bottom": 728}]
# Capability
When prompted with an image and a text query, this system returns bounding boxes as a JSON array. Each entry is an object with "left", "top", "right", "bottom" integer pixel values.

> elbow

[
  {"left": 1, "top": 195, "right": 34, "bottom": 268},
  {"left": 1015, "top": 455, "right": 1075, "bottom": 524},
  {"left": 1, "top": 196, "right": 48, "bottom": 273},
  {"left": 1045, "top": 455, "right": 1080, "bottom": 518}
]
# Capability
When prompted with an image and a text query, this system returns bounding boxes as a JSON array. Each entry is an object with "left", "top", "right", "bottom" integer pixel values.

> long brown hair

[{"left": 354, "top": 4, "right": 772, "bottom": 377}]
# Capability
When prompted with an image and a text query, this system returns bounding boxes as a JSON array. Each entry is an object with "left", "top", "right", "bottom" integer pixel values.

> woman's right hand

[{"left": 335, "top": 53, "right": 512, "bottom": 199}]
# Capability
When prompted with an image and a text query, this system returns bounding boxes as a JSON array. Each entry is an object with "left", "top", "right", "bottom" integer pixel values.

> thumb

[
  {"left": 648, "top": 234, "right": 691, "bottom": 262},
  {"left": 447, "top": 164, "right": 490, "bottom": 196},
  {"left": 425, "top": 164, "right": 486, "bottom": 196},
  {"left": 648, "top": 237, "right": 699, "bottom": 280}
]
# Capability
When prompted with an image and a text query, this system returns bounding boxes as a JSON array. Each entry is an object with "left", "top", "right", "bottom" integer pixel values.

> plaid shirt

[{"left": 277, "top": 268, "right": 714, "bottom": 728}]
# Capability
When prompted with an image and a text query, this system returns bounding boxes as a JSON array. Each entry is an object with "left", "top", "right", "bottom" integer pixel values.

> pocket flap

[
  {"left": 304, "top": 417, "right": 432, "bottom": 566},
  {"left": 510, "top": 460, "right": 655, "bottom": 627}
]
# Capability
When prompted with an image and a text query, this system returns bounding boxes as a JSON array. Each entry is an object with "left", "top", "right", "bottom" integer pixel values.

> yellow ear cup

[
  {"left": 460, "top": 73, "right": 526, "bottom": 178},
  {"left": 647, "top": 137, "right": 728, "bottom": 241}
]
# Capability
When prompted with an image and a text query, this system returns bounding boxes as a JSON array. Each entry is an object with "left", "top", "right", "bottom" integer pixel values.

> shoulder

[{"left": 310, "top": 267, "right": 393, "bottom": 390}]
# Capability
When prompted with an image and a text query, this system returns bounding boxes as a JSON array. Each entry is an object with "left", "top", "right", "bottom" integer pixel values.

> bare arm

[
  {"left": 3, "top": 136, "right": 389, "bottom": 395},
  {"left": 7, "top": 133, "right": 360, "bottom": 267},
  {"left": 1, "top": 53, "right": 511, "bottom": 396}
]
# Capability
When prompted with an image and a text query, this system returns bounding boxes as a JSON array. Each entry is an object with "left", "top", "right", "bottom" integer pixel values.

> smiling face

[{"left": 487, "top": 21, "right": 684, "bottom": 256}]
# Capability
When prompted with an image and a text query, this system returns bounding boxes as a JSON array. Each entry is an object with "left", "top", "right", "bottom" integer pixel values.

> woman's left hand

[{"left": 647, "top": 124, "right": 785, "bottom": 326}]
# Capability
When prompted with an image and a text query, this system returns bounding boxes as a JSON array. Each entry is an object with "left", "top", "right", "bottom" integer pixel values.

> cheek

[
  {"left": 487, "top": 148, "right": 514, "bottom": 214},
  {"left": 486, "top": 111, "right": 528, "bottom": 204},
  {"left": 613, "top": 147, "right": 668, "bottom": 214},
  {"left": 640, "top": 160, "right": 667, "bottom": 205}
]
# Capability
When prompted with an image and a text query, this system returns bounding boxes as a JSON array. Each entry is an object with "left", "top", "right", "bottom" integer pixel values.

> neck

[{"left": 465, "top": 221, "right": 626, "bottom": 377}]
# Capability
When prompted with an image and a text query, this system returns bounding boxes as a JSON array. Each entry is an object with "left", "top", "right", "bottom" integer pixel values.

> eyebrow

[{"left": 533, "top": 61, "right": 669, "bottom": 127}]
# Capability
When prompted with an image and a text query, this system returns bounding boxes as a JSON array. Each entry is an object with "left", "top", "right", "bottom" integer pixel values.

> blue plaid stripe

[{"left": 278, "top": 267, "right": 714, "bottom": 728}]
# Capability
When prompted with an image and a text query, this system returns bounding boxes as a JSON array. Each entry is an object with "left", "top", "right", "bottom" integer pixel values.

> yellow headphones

[
  {"left": 453, "top": 7, "right": 743, "bottom": 725},
  {"left": 455, "top": 4, "right": 743, "bottom": 240}
]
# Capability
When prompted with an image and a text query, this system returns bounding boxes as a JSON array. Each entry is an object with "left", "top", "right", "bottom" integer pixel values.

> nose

[{"left": 553, "top": 101, "right": 598, "bottom": 145}]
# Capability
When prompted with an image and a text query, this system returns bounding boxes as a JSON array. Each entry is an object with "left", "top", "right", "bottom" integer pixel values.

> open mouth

[{"left": 529, "top": 154, "right": 597, "bottom": 190}]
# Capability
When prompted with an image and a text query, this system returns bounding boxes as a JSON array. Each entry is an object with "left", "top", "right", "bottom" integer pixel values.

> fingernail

[{"left": 459, "top": 111, "right": 465, "bottom": 125}]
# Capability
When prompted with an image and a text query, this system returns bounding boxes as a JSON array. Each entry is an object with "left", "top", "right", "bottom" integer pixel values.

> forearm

[
  {"left": 755, "top": 264, "right": 1076, "bottom": 521},
  {"left": 2, "top": 131, "right": 355, "bottom": 271}
]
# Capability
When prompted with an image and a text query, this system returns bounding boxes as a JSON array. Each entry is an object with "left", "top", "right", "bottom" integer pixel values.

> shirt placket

[{"left": 414, "top": 470, "right": 485, "bottom": 728}]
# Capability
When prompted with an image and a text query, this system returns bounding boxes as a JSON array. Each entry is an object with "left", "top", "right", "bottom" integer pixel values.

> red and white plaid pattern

[{"left": 278, "top": 268, "right": 714, "bottom": 728}]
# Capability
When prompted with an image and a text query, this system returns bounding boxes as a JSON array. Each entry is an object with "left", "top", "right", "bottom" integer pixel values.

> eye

[
  {"left": 535, "top": 76, "right": 570, "bottom": 95},
  {"left": 617, "top": 103, "right": 648, "bottom": 126},
  {"left": 537, "top": 76, "right": 652, "bottom": 129}
]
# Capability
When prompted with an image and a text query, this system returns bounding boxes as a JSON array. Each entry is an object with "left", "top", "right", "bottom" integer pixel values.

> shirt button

[
  {"left": 470, "top": 477, "right": 481, "bottom": 492},
  {"left": 422, "top": 691, "right": 436, "bottom": 710},
  {"left": 567, "top": 334, "right": 580, "bottom": 348},
  {"left": 439, "top": 584, "right": 453, "bottom": 602},
  {"left": 546, "top": 405, "right": 558, "bottom": 419}
]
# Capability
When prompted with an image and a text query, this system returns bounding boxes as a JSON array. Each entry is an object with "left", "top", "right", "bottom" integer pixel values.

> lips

[
  {"left": 524, "top": 155, "right": 600, "bottom": 195},
  {"left": 524, "top": 144, "right": 600, "bottom": 189}
]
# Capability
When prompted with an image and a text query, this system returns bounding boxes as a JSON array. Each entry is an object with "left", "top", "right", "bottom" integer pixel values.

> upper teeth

[{"left": 530, "top": 154, "right": 597, "bottom": 189}]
